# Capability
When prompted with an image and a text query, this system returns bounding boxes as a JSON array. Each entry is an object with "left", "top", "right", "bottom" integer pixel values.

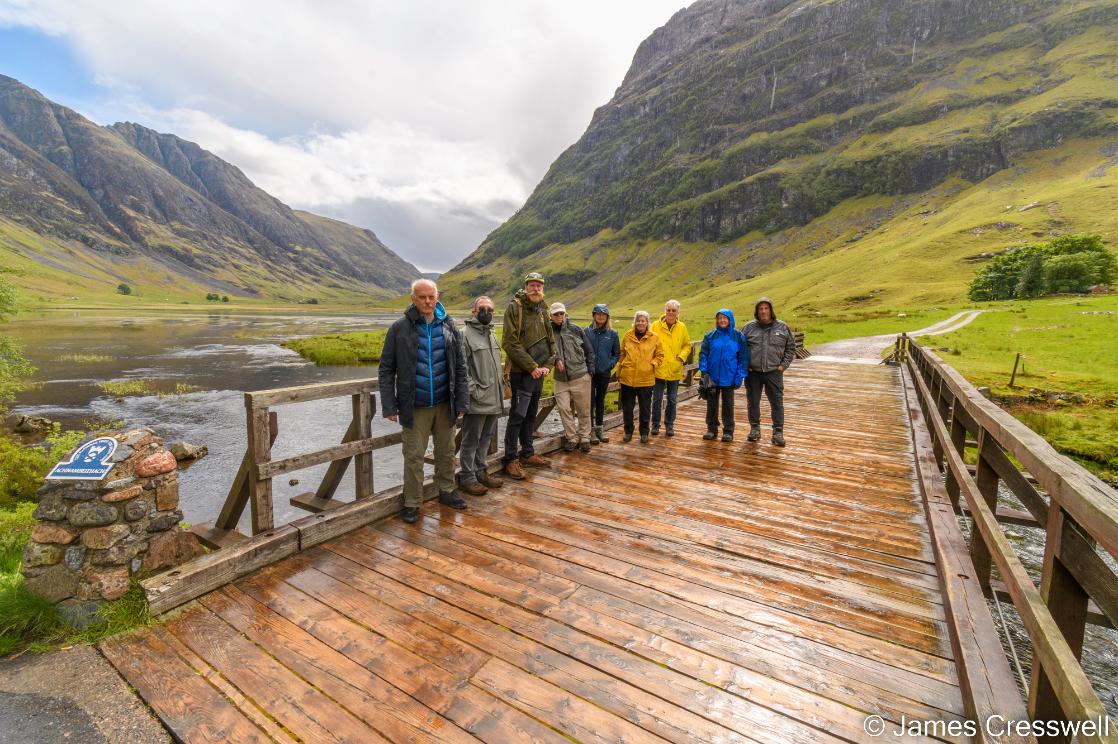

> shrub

[
  {"left": 116, "top": 283, "right": 131, "bottom": 296},
  {"left": 205, "top": 292, "right": 220, "bottom": 302}
]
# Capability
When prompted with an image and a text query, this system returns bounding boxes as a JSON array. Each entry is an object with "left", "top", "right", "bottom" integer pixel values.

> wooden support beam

[
  {"left": 143, "top": 526, "right": 299, "bottom": 615},
  {"left": 247, "top": 404, "right": 275, "bottom": 535},
  {"left": 188, "top": 522, "right": 249, "bottom": 551},
  {"left": 352, "top": 391, "right": 374, "bottom": 499},
  {"left": 247, "top": 378, "right": 378, "bottom": 409},
  {"left": 214, "top": 411, "right": 277, "bottom": 531}
]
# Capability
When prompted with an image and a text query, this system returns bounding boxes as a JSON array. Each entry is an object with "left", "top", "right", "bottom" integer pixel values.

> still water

[{"left": 6, "top": 309, "right": 407, "bottom": 531}]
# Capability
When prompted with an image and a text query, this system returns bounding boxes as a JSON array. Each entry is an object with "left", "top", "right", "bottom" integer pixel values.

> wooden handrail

[{"left": 904, "top": 336, "right": 1118, "bottom": 742}]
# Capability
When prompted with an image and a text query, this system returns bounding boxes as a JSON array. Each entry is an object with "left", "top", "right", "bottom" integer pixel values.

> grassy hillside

[
  {"left": 441, "top": 137, "right": 1117, "bottom": 329},
  {"left": 0, "top": 217, "right": 402, "bottom": 311}
]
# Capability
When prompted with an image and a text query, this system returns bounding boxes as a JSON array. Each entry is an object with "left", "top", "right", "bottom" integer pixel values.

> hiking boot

[
  {"left": 478, "top": 472, "right": 504, "bottom": 489},
  {"left": 579, "top": 441, "right": 592, "bottom": 454},
  {"left": 747, "top": 425, "right": 761, "bottom": 442},
  {"left": 640, "top": 434, "right": 649, "bottom": 444},
  {"left": 589, "top": 429, "right": 600, "bottom": 445},
  {"left": 596, "top": 427, "right": 610, "bottom": 443},
  {"left": 503, "top": 460, "right": 526, "bottom": 480},
  {"left": 721, "top": 433, "right": 734, "bottom": 443},
  {"left": 520, "top": 454, "right": 551, "bottom": 469},
  {"left": 651, "top": 426, "right": 660, "bottom": 436},
  {"left": 623, "top": 431, "right": 633, "bottom": 443},
  {"left": 772, "top": 429, "right": 786, "bottom": 447},
  {"left": 665, "top": 427, "right": 675, "bottom": 437},
  {"left": 402, "top": 506, "right": 420, "bottom": 524},
  {"left": 563, "top": 440, "right": 577, "bottom": 453},
  {"left": 702, "top": 431, "right": 716, "bottom": 440},
  {"left": 461, "top": 481, "right": 488, "bottom": 496},
  {"left": 438, "top": 491, "right": 468, "bottom": 509}
]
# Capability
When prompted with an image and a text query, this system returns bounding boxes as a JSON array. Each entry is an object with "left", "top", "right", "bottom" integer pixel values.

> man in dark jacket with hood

[
  {"left": 380, "top": 279, "right": 470, "bottom": 522},
  {"left": 741, "top": 296, "right": 796, "bottom": 446},
  {"left": 584, "top": 303, "right": 620, "bottom": 443}
]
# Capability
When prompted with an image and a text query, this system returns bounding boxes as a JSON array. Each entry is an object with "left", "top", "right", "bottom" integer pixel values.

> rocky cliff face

[
  {"left": 443, "top": 0, "right": 1118, "bottom": 305},
  {"left": 0, "top": 76, "right": 418, "bottom": 299}
]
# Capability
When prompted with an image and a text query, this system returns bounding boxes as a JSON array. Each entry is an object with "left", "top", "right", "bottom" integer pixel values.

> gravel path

[
  {"left": 0, "top": 645, "right": 169, "bottom": 743},
  {"left": 810, "top": 310, "right": 985, "bottom": 362}
]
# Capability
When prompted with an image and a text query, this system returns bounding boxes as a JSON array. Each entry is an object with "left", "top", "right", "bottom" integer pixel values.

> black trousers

[
  {"left": 504, "top": 371, "right": 542, "bottom": 463},
  {"left": 620, "top": 384, "right": 652, "bottom": 436},
  {"left": 706, "top": 386, "right": 736, "bottom": 434},
  {"left": 589, "top": 373, "right": 611, "bottom": 427},
  {"left": 747, "top": 370, "right": 785, "bottom": 429}
]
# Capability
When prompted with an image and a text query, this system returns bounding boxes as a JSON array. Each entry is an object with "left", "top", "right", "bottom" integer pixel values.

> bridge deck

[{"left": 103, "top": 360, "right": 967, "bottom": 743}]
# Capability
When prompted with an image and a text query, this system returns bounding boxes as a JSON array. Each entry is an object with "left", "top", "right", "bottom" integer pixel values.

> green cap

[{"left": 524, "top": 272, "right": 545, "bottom": 285}]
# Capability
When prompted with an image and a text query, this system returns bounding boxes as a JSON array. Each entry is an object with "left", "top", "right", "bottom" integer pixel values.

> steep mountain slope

[
  {"left": 0, "top": 75, "right": 418, "bottom": 302},
  {"left": 440, "top": 0, "right": 1118, "bottom": 317}
]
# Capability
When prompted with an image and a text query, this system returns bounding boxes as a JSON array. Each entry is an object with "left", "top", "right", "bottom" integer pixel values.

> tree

[
  {"left": 1044, "top": 253, "right": 1100, "bottom": 294},
  {"left": 1015, "top": 254, "right": 1045, "bottom": 298},
  {"left": 205, "top": 292, "right": 220, "bottom": 302},
  {"left": 116, "top": 283, "right": 132, "bottom": 296},
  {"left": 221, "top": 295, "right": 229, "bottom": 303}
]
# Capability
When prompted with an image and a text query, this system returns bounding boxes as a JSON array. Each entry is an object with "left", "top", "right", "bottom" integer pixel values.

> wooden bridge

[{"left": 99, "top": 340, "right": 1118, "bottom": 743}]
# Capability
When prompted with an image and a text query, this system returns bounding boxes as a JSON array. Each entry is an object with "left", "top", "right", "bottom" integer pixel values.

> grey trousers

[
  {"left": 458, "top": 413, "right": 498, "bottom": 484},
  {"left": 401, "top": 402, "right": 455, "bottom": 507}
]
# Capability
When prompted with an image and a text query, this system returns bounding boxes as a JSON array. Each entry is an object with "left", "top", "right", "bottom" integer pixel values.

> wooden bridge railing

[{"left": 901, "top": 334, "right": 1118, "bottom": 742}]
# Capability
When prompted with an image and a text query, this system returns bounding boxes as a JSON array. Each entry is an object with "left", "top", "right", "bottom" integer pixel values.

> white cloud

[{"left": 1, "top": 0, "right": 685, "bottom": 269}]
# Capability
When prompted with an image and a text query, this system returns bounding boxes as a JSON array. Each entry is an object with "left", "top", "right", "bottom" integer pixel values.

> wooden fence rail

[{"left": 902, "top": 335, "right": 1118, "bottom": 743}]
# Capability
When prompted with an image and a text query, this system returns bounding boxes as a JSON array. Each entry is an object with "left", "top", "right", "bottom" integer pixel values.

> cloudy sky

[{"left": 0, "top": 1, "right": 685, "bottom": 271}]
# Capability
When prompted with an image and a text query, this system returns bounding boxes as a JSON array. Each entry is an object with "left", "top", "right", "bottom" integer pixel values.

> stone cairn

[{"left": 21, "top": 427, "right": 203, "bottom": 625}]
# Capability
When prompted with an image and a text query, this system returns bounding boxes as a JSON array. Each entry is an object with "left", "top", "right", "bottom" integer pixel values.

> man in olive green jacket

[{"left": 500, "top": 272, "right": 557, "bottom": 480}]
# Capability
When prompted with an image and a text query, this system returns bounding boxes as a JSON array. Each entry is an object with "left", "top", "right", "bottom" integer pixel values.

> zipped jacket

[{"left": 379, "top": 303, "right": 469, "bottom": 427}]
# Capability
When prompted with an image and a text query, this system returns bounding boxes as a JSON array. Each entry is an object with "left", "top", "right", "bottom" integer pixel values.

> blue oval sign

[{"left": 46, "top": 437, "right": 118, "bottom": 481}]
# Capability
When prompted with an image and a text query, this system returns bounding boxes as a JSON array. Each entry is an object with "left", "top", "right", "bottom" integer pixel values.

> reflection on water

[{"left": 7, "top": 309, "right": 405, "bottom": 530}]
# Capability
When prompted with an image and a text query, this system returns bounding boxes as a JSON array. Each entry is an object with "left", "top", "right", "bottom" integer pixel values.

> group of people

[{"left": 379, "top": 272, "right": 797, "bottom": 523}]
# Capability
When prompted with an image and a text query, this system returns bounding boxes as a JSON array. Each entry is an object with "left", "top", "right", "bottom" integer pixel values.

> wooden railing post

[
  {"left": 969, "top": 430, "right": 1001, "bottom": 593},
  {"left": 944, "top": 401, "right": 967, "bottom": 510},
  {"left": 247, "top": 400, "right": 275, "bottom": 534},
  {"left": 352, "top": 391, "right": 374, "bottom": 499},
  {"left": 214, "top": 411, "right": 277, "bottom": 532},
  {"left": 1029, "top": 506, "right": 1092, "bottom": 742}
]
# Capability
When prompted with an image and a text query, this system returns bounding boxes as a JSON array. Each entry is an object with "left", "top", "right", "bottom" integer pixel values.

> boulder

[
  {"left": 135, "top": 450, "right": 177, "bottom": 478},
  {"left": 170, "top": 442, "right": 208, "bottom": 461},
  {"left": 23, "top": 564, "right": 79, "bottom": 603},
  {"left": 85, "top": 566, "right": 129, "bottom": 601},
  {"left": 142, "top": 531, "right": 204, "bottom": 572},
  {"left": 68, "top": 501, "right": 118, "bottom": 527},
  {"left": 22, "top": 541, "right": 64, "bottom": 568},
  {"left": 31, "top": 524, "right": 76, "bottom": 545},
  {"left": 82, "top": 524, "right": 131, "bottom": 550},
  {"left": 7, "top": 414, "right": 53, "bottom": 434}
]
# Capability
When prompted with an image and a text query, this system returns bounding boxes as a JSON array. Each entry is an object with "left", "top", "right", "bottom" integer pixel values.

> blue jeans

[{"left": 652, "top": 379, "right": 679, "bottom": 429}]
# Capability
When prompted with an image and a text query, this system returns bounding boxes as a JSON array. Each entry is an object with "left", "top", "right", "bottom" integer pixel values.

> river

[{"left": 5, "top": 308, "right": 406, "bottom": 531}]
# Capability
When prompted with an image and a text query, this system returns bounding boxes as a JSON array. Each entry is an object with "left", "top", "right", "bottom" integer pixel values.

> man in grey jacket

[
  {"left": 550, "top": 302, "right": 597, "bottom": 453},
  {"left": 742, "top": 297, "right": 796, "bottom": 446},
  {"left": 458, "top": 296, "right": 506, "bottom": 495}
]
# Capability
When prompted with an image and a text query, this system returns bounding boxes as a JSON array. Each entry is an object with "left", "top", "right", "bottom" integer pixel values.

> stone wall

[{"left": 21, "top": 427, "right": 203, "bottom": 623}]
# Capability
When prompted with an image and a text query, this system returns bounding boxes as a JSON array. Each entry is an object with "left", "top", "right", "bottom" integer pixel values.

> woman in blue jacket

[{"left": 698, "top": 308, "right": 749, "bottom": 442}]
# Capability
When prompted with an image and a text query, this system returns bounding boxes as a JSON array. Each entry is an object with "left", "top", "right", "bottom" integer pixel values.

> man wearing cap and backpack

[
  {"left": 584, "top": 303, "right": 620, "bottom": 444},
  {"left": 550, "top": 301, "right": 596, "bottom": 453},
  {"left": 500, "top": 272, "right": 557, "bottom": 480}
]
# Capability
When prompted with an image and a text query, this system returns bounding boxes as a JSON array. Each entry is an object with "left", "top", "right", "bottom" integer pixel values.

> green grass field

[
  {"left": 282, "top": 330, "right": 389, "bottom": 366},
  {"left": 923, "top": 294, "right": 1118, "bottom": 480}
]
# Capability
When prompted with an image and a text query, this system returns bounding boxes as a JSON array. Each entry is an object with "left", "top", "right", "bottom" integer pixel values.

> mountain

[
  {"left": 440, "top": 0, "right": 1118, "bottom": 318},
  {"left": 0, "top": 75, "right": 419, "bottom": 303}
]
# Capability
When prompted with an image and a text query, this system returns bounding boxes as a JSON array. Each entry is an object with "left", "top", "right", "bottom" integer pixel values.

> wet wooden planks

[{"left": 103, "top": 359, "right": 967, "bottom": 743}]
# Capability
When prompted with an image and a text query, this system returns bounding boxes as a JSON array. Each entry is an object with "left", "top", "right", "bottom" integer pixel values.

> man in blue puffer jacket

[
  {"left": 698, "top": 308, "right": 748, "bottom": 442},
  {"left": 380, "top": 279, "right": 470, "bottom": 523}
]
